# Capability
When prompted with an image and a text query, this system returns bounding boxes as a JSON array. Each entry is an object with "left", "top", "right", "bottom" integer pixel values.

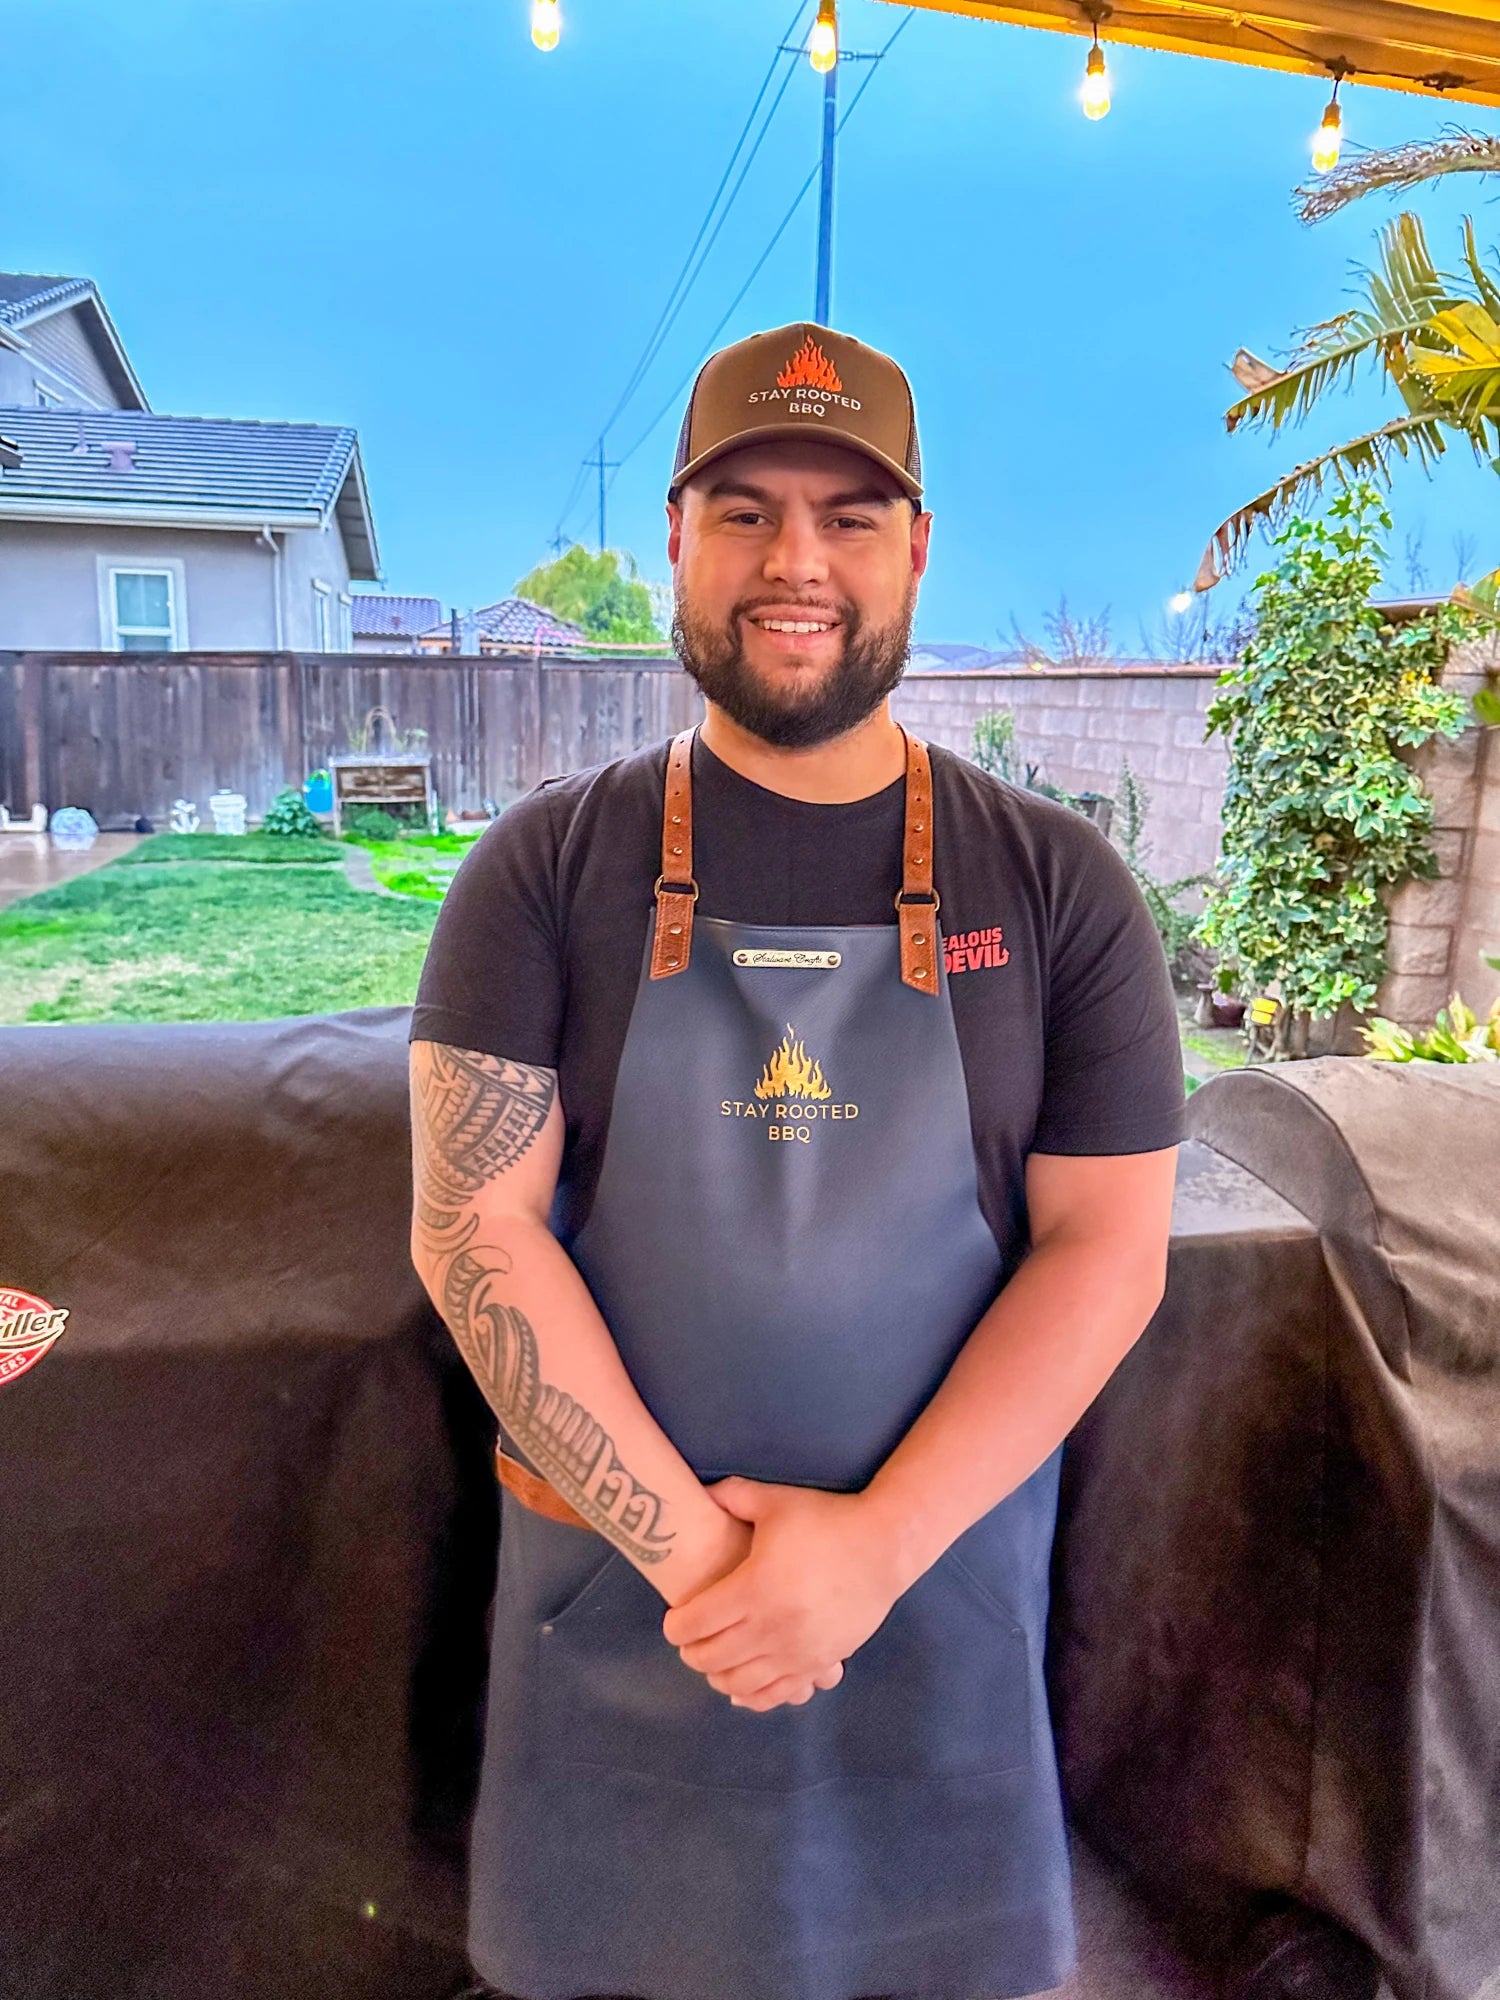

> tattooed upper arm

[{"left": 408, "top": 1040, "right": 561, "bottom": 1247}]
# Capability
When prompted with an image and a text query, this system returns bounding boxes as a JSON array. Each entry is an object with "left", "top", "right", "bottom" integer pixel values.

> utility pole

[
  {"left": 780, "top": 37, "right": 885, "bottom": 329},
  {"left": 588, "top": 437, "right": 619, "bottom": 551},
  {"left": 815, "top": 56, "right": 838, "bottom": 325}
]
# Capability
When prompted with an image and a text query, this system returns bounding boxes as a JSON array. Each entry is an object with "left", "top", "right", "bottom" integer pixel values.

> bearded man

[{"left": 407, "top": 321, "right": 1184, "bottom": 2000}]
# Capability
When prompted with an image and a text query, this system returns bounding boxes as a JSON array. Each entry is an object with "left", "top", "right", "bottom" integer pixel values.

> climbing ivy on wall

[{"left": 1196, "top": 485, "right": 1473, "bottom": 1052}]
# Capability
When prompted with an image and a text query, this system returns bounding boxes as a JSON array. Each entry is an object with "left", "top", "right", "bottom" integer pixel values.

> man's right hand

[{"left": 664, "top": 1507, "right": 847, "bottom": 1712}]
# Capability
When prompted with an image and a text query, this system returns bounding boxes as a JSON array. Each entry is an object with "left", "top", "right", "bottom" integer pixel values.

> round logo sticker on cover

[{"left": 0, "top": 1285, "right": 70, "bottom": 1389}]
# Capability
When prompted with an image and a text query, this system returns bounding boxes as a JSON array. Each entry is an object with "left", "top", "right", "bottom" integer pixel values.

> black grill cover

[
  {"left": 0, "top": 1008, "right": 490, "bottom": 1999},
  {"left": 1050, "top": 1059, "right": 1500, "bottom": 2000},
  {"left": 3, "top": 1014, "right": 1496, "bottom": 2000}
]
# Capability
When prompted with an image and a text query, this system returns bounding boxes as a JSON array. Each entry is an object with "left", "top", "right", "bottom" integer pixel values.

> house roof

[
  {"left": 0, "top": 406, "right": 380, "bottom": 578},
  {"left": 352, "top": 593, "right": 445, "bottom": 637},
  {"left": 0, "top": 272, "right": 149, "bottom": 410},
  {"left": 432, "top": 597, "right": 588, "bottom": 648},
  {"left": 908, "top": 642, "right": 1007, "bottom": 672},
  {"left": 876, "top": 0, "right": 1500, "bottom": 108}
]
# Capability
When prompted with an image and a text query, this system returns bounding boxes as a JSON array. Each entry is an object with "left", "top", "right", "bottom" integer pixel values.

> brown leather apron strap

[
  {"left": 649, "top": 725, "right": 699, "bottom": 981},
  {"left": 896, "top": 728, "right": 940, "bottom": 997},
  {"left": 649, "top": 721, "right": 939, "bottom": 995},
  {"left": 494, "top": 1444, "right": 595, "bottom": 1532}
]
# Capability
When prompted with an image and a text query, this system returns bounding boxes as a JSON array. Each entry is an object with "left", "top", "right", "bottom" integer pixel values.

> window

[
  {"left": 35, "top": 381, "right": 64, "bottom": 409},
  {"left": 311, "top": 579, "right": 332, "bottom": 650},
  {"left": 336, "top": 590, "right": 353, "bottom": 652},
  {"left": 98, "top": 562, "right": 186, "bottom": 650}
]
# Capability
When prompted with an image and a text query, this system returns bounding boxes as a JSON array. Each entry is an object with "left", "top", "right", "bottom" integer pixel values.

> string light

[
  {"left": 531, "top": 0, "right": 560, "bottom": 52},
  {"left": 1311, "top": 64, "right": 1350, "bottom": 172},
  {"left": 1169, "top": 590, "right": 1194, "bottom": 614},
  {"left": 1081, "top": 25, "right": 1110, "bottom": 119},
  {"left": 809, "top": 0, "right": 838, "bottom": 74},
  {"left": 1311, "top": 89, "right": 1342, "bottom": 170}
]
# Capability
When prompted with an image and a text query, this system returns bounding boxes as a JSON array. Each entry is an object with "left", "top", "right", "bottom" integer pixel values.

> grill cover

[
  {"left": 3, "top": 1014, "right": 1495, "bottom": 2000},
  {"left": 1050, "top": 1059, "right": 1500, "bottom": 2000}
]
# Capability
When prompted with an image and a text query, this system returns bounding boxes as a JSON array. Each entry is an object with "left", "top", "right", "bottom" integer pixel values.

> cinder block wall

[
  {"left": 1379, "top": 631, "right": 1500, "bottom": 1025},
  {"left": 891, "top": 666, "right": 1228, "bottom": 885}
]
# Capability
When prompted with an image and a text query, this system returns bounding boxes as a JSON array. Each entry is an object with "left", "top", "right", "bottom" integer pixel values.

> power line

[
  {"left": 549, "top": 2, "right": 808, "bottom": 549},
  {"left": 596, "top": 1, "right": 809, "bottom": 441},
  {"left": 612, "top": 8, "right": 916, "bottom": 476}
]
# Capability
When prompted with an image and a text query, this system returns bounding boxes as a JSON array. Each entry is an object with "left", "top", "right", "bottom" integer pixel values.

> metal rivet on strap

[
  {"left": 913, "top": 854, "right": 925, "bottom": 866},
  {"left": 671, "top": 813, "right": 682, "bottom": 824},
  {"left": 914, "top": 968, "right": 928, "bottom": 980},
  {"left": 914, "top": 933, "right": 925, "bottom": 946},
  {"left": 672, "top": 844, "right": 683, "bottom": 855},
  {"left": 669, "top": 923, "right": 681, "bottom": 935},
  {"left": 666, "top": 957, "right": 679, "bottom": 968},
  {"left": 541, "top": 1624, "right": 554, "bottom": 1636}
]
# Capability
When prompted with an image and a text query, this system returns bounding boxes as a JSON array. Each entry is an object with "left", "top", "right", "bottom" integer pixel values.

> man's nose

[{"left": 762, "top": 515, "right": 829, "bottom": 591}]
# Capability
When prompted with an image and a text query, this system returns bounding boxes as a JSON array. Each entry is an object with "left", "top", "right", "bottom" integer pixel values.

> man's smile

[{"left": 741, "top": 609, "right": 843, "bottom": 656}]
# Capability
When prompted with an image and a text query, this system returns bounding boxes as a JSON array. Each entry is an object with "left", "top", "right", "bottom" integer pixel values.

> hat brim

[{"left": 669, "top": 423, "right": 923, "bottom": 503}]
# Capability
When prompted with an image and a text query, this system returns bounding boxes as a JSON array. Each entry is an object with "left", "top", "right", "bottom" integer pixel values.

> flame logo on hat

[{"left": 776, "top": 338, "right": 842, "bottom": 393}]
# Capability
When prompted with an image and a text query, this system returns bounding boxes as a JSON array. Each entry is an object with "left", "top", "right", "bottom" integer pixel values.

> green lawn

[
  {"left": 3, "top": 829, "right": 1250, "bottom": 1080},
  {"left": 0, "top": 829, "right": 443, "bottom": 1025},
  {"left": 354, "top": 829, "right": 480, "bottom": 899}
]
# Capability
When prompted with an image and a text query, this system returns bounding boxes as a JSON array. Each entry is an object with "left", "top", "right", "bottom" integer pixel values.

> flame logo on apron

[{"left": 754, "top": 1026, "right": 833, "bottom": 1102}]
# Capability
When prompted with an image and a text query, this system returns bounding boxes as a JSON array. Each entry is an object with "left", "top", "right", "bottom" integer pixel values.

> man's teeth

[{"left": 755, "top": 618, "right": 832, "bottom": 633}]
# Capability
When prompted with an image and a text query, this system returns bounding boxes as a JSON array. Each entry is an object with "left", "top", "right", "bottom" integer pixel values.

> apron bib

[{"left": 468, "top": 727, "right": 1075, "bottom": 2000}]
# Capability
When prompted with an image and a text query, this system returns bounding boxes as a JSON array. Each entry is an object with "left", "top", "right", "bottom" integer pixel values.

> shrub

[
  {"left": 1196, "top": 485, "right": 1471, "bottom": 1055},
  {"left": 262, "top": 787, "right": 325, "bottom": 839},
  {"left": 971, "top": 709, "right": 1019, "bottom": 784},
  {"left": 342, "top": 806, "right": 410, "bottom": 842},
  {"left": 1362, "top": 991, "right": 1500, "bottom": 1062},
  {"left": 1113, "top": 760, "right": 1209, "bottom": 976}
]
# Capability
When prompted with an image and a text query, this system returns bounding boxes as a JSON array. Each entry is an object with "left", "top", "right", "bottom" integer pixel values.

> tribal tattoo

[{"left": 410, "top": 1042, "right": 676, "bottom": 1566}]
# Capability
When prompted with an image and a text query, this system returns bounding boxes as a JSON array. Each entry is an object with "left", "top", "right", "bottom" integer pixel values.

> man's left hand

[{"left": 660, "top": 1477, "right": 905, "bottom": 1711}]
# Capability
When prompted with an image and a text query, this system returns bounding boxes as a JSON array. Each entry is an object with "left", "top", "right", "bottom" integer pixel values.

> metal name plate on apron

[{"left": 471, "top": 726, "right": 1075, "bottom": 2000}]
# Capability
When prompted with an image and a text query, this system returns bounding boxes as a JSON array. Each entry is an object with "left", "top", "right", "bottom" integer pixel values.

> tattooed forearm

[
  {"left": 440, "top": 1240, "right": 675, "bottom": 1564},
  {"left": 411, "top": 1042, "right": 675, "bottom": 1567}
]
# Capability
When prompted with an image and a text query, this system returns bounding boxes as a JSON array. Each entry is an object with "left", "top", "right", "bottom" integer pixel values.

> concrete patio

[{"left": 0, "top": 831, "right": 144, "bottom": 911}]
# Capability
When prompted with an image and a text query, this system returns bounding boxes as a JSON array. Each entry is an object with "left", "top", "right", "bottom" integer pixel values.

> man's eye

[
  {"left": 831, "top": 516, "right": 875, "bottom": 531},
  {"left": 726, "top": 511, "right": 767, "bottom": 526}
]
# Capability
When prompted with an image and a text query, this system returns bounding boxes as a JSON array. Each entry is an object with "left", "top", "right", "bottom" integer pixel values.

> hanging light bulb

[
  {"left": 531, "top": 0, "right": 560, "bottom": 53},
  {"left": 1081, "top": 35, "right": 1110, "bottom": 120},
  {"left": 1311, "top": 80, "right": 1344, "bottom": 172},
  {"left": 809, "top": 0, "right": 838, "bottom": 75},
  {"left": 1169, "top": 590, "right": 1194, "bottom": 615}
]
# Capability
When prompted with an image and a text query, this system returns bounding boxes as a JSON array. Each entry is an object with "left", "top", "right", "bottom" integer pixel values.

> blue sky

[{"left": 8, "top": 0, "right": 1500, "bottom": 649}]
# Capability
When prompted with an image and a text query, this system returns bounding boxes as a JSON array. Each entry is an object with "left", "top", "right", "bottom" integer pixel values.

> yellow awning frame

[{"left": 870, "top": 0, "right": 1500, "bottom": 109}]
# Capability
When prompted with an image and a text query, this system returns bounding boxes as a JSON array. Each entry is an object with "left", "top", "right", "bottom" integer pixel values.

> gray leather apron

[{"left": 469, "top": 727, "right": 1075, "bottom": 2000}]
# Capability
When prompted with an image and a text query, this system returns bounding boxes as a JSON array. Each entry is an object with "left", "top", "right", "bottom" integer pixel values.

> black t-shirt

[{"left": 408, "top": 732, "right": 1184, "bottom": 1268}]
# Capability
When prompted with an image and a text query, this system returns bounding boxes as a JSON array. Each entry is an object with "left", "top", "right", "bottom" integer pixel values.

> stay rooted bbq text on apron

[{"left": 470, "top": 726, "right": 1075, "bottom": 2000}]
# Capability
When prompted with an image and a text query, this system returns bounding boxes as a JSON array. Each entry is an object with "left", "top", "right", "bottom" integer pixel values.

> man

[{"left": 407, "top": 321, "right": 1182, "bottom": 2000}]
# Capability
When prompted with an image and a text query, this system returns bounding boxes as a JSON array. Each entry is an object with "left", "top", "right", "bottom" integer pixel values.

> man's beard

[{"left": 671, "top": 583, "right": 915, "bottom": 750}]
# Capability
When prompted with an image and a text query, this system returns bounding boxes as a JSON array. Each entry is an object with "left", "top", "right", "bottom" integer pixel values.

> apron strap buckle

[
  {"left": 897, "top": 730, "right": 941, "bottom": 996},
  {"left": 651, "top": 726, "right": 700, "bottom": 980}
]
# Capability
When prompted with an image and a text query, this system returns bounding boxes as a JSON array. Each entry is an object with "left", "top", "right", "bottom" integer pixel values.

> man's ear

[
  {"left": 909, "top": 507, "right": 933, "bottom": 583},
  {"left": 666, "top": 496, "right": 684, "bottom": 569}
]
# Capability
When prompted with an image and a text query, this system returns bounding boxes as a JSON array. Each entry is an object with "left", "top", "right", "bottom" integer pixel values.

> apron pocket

[
  {"left": 533, "top": 1547, "right": 811, "bottom": 1790},
  {"left": 825, "top": 1543, "right": 1032, "bottom": 1780},
  {"left": 531, "top": 1539, "right": 1032, "bottom": 1791}
]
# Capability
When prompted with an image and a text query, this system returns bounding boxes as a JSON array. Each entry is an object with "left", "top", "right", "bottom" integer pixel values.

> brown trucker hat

[{"left": 668, "top": 320, "right": 923, "bottom": 503}]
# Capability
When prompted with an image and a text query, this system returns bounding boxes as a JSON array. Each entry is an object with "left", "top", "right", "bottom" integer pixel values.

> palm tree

[{"left": 1197, "top": 130, "right": 1500, "bottom": 606}]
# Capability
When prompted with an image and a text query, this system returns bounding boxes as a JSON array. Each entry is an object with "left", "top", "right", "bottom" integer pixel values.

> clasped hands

[{"left": 660, "top": 1477, "right": 907, "bottom": 1714}]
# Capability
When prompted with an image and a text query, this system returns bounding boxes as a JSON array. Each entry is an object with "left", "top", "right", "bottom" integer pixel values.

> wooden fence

[{"left": 0, "top": 650, "right": 705, "bottom": 826}]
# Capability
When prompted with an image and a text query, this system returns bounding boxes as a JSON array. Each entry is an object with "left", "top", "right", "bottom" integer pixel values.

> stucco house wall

[{"left": 0, "top": 518, "right": 353, "bottom": 652}]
